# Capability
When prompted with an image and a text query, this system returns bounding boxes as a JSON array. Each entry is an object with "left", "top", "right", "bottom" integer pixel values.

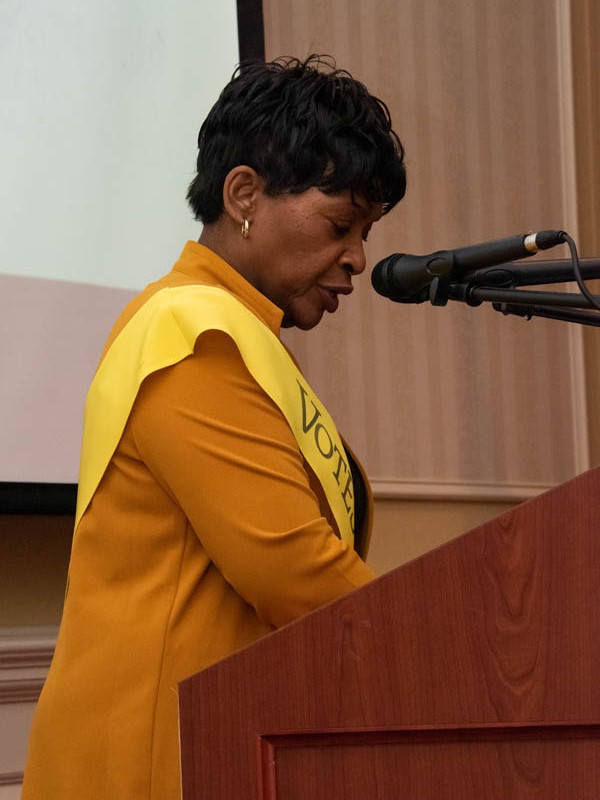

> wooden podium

[{"left": 179, "top": 468, "right": 600, "bottom": 798}]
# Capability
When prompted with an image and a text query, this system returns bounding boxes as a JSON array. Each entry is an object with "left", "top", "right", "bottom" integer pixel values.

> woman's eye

[{"left": 332, "top": 222, "right": 351, "bottom": 237}]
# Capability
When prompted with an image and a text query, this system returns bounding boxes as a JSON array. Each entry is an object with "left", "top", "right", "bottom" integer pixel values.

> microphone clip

[{"left": 429, "top": 273, "right": 454, "bottom": 306}]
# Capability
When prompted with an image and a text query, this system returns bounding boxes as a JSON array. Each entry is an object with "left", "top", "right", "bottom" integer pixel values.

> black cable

[{"left": 562, "top": 232, "right": 600, "bottom": 313}]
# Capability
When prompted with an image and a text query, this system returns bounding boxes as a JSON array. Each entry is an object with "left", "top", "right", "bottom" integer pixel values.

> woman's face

[{"left": 246, "top": 187, "right": 382, "bottom": 330}]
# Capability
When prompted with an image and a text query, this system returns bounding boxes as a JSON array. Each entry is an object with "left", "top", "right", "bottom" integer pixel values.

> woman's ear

[{"left": 222, "top": 166, "right": 263, "bottom": 225}]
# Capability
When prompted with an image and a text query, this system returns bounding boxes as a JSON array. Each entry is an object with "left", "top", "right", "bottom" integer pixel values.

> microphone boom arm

[
  {"left": 460, "top": 258, "right": 600, "bottom": 288},
  {"left": 493, "top": 303, "right": 600, "bottom": 327},
  {"left": 449, "top": 283, "right": 600, "bottom": 310},
  {"left": 444, "top": 268, "right": 600, "bottom": 327}
]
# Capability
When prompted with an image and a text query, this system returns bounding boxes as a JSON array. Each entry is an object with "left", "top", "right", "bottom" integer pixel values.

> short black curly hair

[{"left": 187, "top": 55, "right": 407, "bottom": 224}]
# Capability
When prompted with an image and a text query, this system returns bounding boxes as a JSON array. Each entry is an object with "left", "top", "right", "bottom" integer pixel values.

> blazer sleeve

[{"left": 129, "top": 329, "right": 375, "bottom": 628}]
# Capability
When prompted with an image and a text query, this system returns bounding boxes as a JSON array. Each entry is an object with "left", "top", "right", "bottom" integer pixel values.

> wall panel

[
  {"left": 571, "top": 0, "right": 600, "bottom": 463},
  {"left": 264, "top": 0, "right": 588, "bottom": 500}
]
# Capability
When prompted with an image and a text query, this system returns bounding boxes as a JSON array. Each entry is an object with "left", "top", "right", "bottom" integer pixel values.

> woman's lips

[
  {"left": 318, "top": 285, "right": 352, "bottom": 313},
  {"left": 320, "top": 288, "right": 339, "bottom": 313}
]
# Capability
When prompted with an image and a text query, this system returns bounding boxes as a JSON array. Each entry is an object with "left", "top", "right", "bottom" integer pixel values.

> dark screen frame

[{"left": 237, "top": 0, "right": 265, "bottom": 62}]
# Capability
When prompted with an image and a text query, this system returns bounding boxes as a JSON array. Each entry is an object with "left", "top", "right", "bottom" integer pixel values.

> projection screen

[{"left": 0, "top": 0, "right": 243, "bottom": 502}]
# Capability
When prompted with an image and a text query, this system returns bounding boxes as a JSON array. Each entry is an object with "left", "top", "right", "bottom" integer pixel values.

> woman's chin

[{"left": 282, "top": 307, "right": 325, "bottom": 331}]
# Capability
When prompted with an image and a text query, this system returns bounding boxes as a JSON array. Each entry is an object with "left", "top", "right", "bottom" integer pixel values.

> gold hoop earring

[{"left": 241, "top": 219, "right": 250, "bottom": 239}]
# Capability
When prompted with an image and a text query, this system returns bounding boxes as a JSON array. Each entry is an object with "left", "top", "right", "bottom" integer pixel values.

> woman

[{"left": 23, "top": 55, "right": 406, "bottom": 799}]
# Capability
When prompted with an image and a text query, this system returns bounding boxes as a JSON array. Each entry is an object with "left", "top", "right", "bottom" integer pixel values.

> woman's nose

[{"left": 343, "top": 241, "right": 367, "bottom": 276}]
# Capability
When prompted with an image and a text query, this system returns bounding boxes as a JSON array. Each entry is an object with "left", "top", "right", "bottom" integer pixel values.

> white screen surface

[{"left": 0, "top": 0, "right": 239, "bottom": 483}]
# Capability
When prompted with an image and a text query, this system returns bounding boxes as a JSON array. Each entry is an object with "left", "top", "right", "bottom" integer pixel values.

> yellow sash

[{"left": 76, "top": 285, "right": 355, "bottom": 544}]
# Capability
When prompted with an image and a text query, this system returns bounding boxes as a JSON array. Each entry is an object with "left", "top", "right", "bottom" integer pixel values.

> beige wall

[
  {"left": 368, "top": 496, "right": 515, "bottom": 575},
  {"left": 271, "top": 0, "right": 588, "bottom": 496}
]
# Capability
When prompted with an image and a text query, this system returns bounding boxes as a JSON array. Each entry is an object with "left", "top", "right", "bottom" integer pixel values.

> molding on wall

[
  {"left": 0, "top": 771, "right": 23, "bottom": 787},
  {"left": 566, "top": 328, "right": 591, "bottom": 474},
  {"left": 0, "top": 629, "right": 56, "bottom": 705},
  {"left": 0, "top": 772, "right": 23, "bottom": 786},
  {"left": 555, "top": 0, "right": 580, "bottom": 242},
  {"left": 0, "top": 630, "right": 56, "bottom": 789},
  {"left": 555, "top": 0, "right": 590, "bottom": 475},
  {"left": 371, "top": 479, "right": 553, "bottom": 503}
]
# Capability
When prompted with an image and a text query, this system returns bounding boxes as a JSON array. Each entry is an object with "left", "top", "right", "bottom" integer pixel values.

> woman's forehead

[{"left": 320, "top": 189, "right": 383, "bottom": 219}]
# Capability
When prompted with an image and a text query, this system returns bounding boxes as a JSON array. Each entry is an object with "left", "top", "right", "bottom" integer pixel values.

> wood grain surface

[{"left": 179, "top": 468, "right": 600, "bottom": 798}]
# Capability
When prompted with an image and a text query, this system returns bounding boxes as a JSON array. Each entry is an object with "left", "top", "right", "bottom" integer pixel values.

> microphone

[{"left": 371, "top": 230, "right": 566, "bottom": 302}]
